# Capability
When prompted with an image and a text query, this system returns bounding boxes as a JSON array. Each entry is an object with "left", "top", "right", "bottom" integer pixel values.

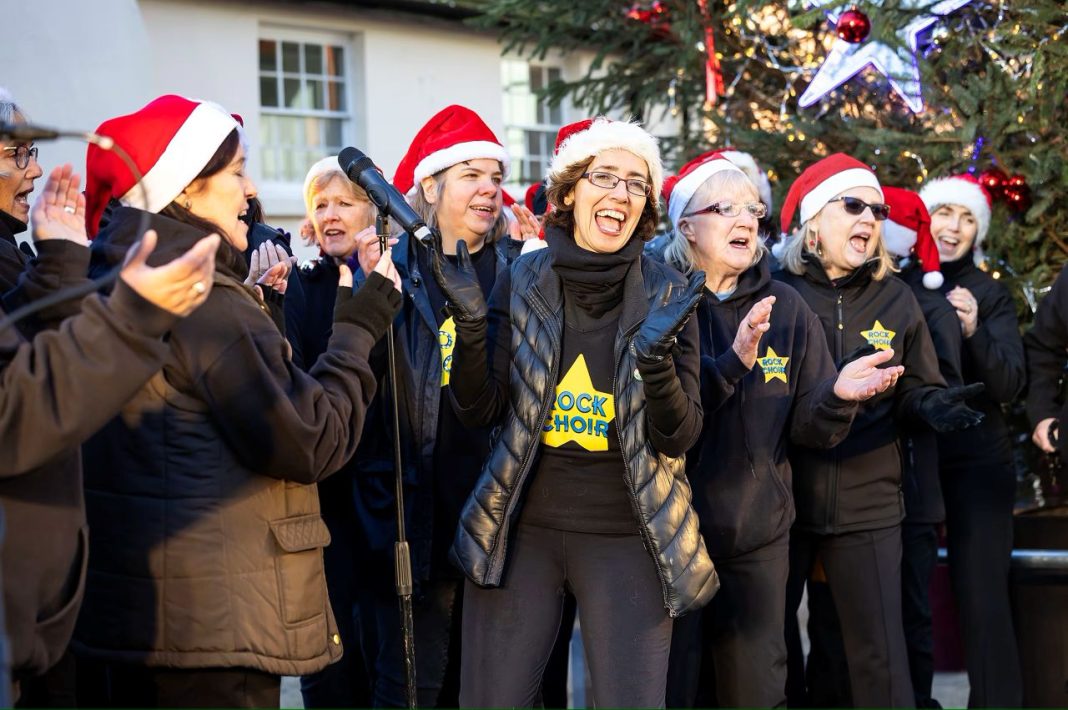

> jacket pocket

[
  {"left": 34, "top": 525, "right": 89, "bottom": 670},
  {"left": 270, "top": 515, "right": 331, "bottom": 625}
]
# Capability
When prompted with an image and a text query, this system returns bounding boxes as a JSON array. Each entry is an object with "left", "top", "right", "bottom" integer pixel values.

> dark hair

[
  {"left": 543, "top": 156, "right": 660, "bottom": 242},
  {"left": 159, "top": 128, "right": 241, "bottom": 237}
]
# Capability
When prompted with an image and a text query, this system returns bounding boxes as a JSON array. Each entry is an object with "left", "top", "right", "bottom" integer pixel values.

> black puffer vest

[{"left": 450, "top": 249, "right": 719, "bottom": 617}]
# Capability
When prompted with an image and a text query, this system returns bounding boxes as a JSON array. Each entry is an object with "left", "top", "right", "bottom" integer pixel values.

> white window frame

[{"left": 502, "top": 60, "right": 566, "bottom": 191}]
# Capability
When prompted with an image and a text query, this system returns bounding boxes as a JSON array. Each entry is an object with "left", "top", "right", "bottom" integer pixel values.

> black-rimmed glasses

[
  {"left": 827, "top": 196, "right": 891, "bottom": 221},
  {"left": 582, "top": 171, "right": 652, "bottom": 198},
  {"left": 1, "top": 145, "right": 39, "bottom": 170},
  {"left": 682, "top": 200, "right": 768, "bottom": 219}
]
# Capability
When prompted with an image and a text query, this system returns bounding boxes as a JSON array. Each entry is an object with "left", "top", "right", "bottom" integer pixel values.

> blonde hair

[
  {"left": 663, "top": 170, "right": 767, "bottom": 274},
  {"left": 779, "top": 216, "right": 896, "bottom": 280},
  {"left": 409, "top": 166, "right": 508, "bottom": 243}
]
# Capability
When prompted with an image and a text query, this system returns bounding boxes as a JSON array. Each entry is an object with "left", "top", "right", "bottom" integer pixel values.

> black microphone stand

[{"left": 377, "top": 213, "right": 418, "bottom": 709}]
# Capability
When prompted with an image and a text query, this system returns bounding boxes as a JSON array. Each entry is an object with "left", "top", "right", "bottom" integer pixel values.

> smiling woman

[{"left": 432, "top": 116, "right": 716, "bottom": 708}]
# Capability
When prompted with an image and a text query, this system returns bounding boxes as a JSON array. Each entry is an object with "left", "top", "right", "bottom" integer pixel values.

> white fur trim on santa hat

[
  {"left": 720, "top": 150, "right": 773, "bottom": 210},
  {"left": 667, "top": 159, "right": 743, "bottom": 229},
  {"left": 412, "top": 140, "right": 511, "bottom": 191},
  {"left": 549, "top": 118, "right": 663, "bottom": 200},
  {"left": 799, "top": 168, "right": 883, "bottom": 225},
  {"left": 302, "top": 155, "right": 346, "bottom": 213},
  {"left": 919, "top": 177, "right": 991, "bottom": 246},
  {"left": 119, "top": 101, "right": 239, "bottom": 214}
]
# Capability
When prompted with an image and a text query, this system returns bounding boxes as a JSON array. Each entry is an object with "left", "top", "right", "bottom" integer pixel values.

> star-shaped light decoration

[
  {"left": 756, "top": 347, "right": 790, "bottom": 384},
  {"left": 798, "top": 0, "right": 976, "bottom": 113}
]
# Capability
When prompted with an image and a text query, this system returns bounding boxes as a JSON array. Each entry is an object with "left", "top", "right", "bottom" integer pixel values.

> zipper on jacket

[
  {"left": 488, "top": 299, "right": 561, "bottom": 581},
  {"left": 828, "top": 288, "right": 845, "bottom": 532},
  {"left": 615, "top": 323, "right": 673, "bottom": 614}
]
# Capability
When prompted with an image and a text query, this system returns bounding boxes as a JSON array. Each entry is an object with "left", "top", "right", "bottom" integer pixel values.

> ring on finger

[
  {"left": 64, "top": 205, "right": 76, "bottom": 214},
  {"left": 191, "top": 281, "right": 207, "bottom": 295},
  {"left": 746, "top": 320, "right": 756, "bottom": 330}
]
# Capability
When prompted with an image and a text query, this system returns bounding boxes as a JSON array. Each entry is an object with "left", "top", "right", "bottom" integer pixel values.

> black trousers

[
  {"left": 353, "top": 573, "right": 462, "bottom": 708},
  {"left": 300, "top": 479, "right": 372, "bottom": 708},
  {"left": 667, "top": 535, "right": 788, "bottom": 708},
  {"left": 460, "top": 524, "right": 672, "bottom": 708},
  {"left": 941, "top": 462, "right": 1022, "bottom": 707},
  {"left": 786, "top": 525, "right": 915, "bottom": 708},
  {"left": 901, "top": 522, "right": 939, "bottom": 707},
  {"left": 76, "top": 662, "right": 279, "bottom": 708}
]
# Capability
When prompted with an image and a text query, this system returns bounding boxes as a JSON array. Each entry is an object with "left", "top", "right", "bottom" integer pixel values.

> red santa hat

[
  {"left": 85, "top": 94, "right": 241, "bottom": 237},
  {"left": 881, "top": 186, "right": 943, "bottom": 289},
  {"left": 918, "top": 172, "right": 992, "bottom": 246},
  {"left": 661, "top": 150, "right": 744, "bottom": 230},
  {"left": 549, "top": 117, "right": 664, "bottom": 201},
  {"left": 719, "top": 148, "right": 773, "bottom": 212},
  {"left": 392, "top": 105, "right": 510, "bottom": 197},
  {"left": 524, "top": 182, "right": 548, "bottom": 216},
  {"left": 779, "top": 153, "right": 883, "bottom": 236}
]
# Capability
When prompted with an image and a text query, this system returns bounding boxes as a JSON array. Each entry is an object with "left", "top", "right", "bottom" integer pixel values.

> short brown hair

[{"left": 543, "top": 156, "right": 660, "bottom": 242}]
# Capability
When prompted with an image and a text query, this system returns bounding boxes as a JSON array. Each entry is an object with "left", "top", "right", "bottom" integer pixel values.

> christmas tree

[{"left": 475, "top": 0, "right": 1068, "bottom": 307}]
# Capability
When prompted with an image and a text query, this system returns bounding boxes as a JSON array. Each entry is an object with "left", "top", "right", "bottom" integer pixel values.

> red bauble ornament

[
  {"left": 626, "top": 1, "right": 671, "bottom": 39},
  {"left": 979, "top": 166, "right": 1008, "bottom": 201},
  {"left": 836, "top": 7, "right": 871, "bottom": 44},
  {"left": 1003, "top": 174, "right": 1031, "bottom": 214}
]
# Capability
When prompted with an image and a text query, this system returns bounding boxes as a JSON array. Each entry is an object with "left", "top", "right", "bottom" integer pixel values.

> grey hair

[
  {"left": 408, "top": 168, "right": 508, "bottom": 243},
  {"left": 663, "top": 169, "right": 768, "bottom": 274},
  {"left": 779, "top": 216, "right": 896, "bottom": 280},
  {"left": 0, "top": 87, "right": 22, "bottom": 131}
]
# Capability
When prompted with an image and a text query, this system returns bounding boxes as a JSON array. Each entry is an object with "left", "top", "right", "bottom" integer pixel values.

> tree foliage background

[{"left": 474, "top": 0, "right": 1068, "bottom": 303}]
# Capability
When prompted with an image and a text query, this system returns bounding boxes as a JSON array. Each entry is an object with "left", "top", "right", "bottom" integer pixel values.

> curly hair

[{"left": 543, "top": 156, "right": 660, "bottom": 242}]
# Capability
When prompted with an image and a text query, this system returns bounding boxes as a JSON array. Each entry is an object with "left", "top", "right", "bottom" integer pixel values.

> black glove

[
  {"left": 916, "top": 383, "right": 986, "bottom": 433},
  {"left": 428, "top": 238, "right": 487, "bottom": 323},
  {"left": 632, "top": 271, "right": 705, "bottom": 365},
  {"left": 334, "top": 271, "right": 402, "bottom": 341}
]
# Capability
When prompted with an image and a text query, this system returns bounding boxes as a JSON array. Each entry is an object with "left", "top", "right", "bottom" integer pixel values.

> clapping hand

[
  {"left": 633, "top": 271, "right": 705, "bottom": 364},
  {"left": 31, "top": 165, "right": 88, "bottom": 246},
  {"left": 428, "top": 238, "right": 487, "bottom": 322},
  {"left": 732, "top": 295, "right": 775, "bottom": 369},
  {"left": 245, "top": 241, "right": 297, "bottom": 297},
  {"left": 120, "top": 230, "right": 219, "bottom": 317},
  {"left": 833, "top": 348, "right": 904, "bottom": 401}
]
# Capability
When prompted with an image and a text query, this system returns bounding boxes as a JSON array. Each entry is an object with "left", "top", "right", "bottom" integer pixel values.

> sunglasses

[{"left": 827, "top": 196, "right": 890, "bottom": 221}]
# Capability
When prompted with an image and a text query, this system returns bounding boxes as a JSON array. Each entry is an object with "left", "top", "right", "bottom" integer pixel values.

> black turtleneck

[{"left": 0, "top": 210, "right": 30, "bottom": 290}]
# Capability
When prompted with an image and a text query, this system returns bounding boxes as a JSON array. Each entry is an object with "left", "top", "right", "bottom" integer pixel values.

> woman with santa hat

[
  {"left": 658, "top": 150, "right": 901, "bottom": 708},
  {"left": 72, "top": 95, "right": 403, "bottom": 707},
  {"left": 775, "top": 153, "right": 983, "bottom": 707},
  {"left": 346, "top": 104, "right": 521, "bottom": 707},
  {"left": 432, "top": 116, "right": 715, "bottom": 707},
  {"left": 919, "top": 173, "right": 1025, "bottom": 707}
]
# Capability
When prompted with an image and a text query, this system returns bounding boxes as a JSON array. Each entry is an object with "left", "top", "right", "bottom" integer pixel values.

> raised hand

[
  {"left": 245, "top": 241, "right": 297, "bottom": 296},
  {"left": 429, "top": 238, "right": 487, "bottom": 322},
  {"left": 31, "top": 164, "right": 88, "bottom": 245},
  {"left": 120, "top": 230, "right": 220, "bottom": 317},
  {"left": 917, "top": 382, "right": 986, "bottom": 433},
  {"left": 946, "top": 286, "right": 979, "bottom": 338},
  {"left": 732, "top": 295, "right": 775, "bottom": 369},
  {"left": 833, "top": 348, "right": 904, "bottom": 401},
  {"left": 633, "top": 271, "right": 705, "bottom": 364},
  {"left": 508, "top": 204, "right": 542, "bottom": 241},
  {"left": 1032, "top": 417, "right": 1058, "bottom": 453},
  {"left": 354, "top": 225, "right": 399, "bottom": 277}
]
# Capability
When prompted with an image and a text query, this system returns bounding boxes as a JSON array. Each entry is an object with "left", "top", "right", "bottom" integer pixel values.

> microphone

[
  {"left": 0, "top": 122, "right": 59, "bottom": 141},
  {"left": 338, "top": 147, "right": 434, "bottom": 244}
]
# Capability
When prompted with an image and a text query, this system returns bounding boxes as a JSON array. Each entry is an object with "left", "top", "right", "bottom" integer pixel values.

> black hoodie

[
  {"left": 933, "top": 255, "right": 1026, "bottom": 469},
  {"left": 1025, "top": 265, "right": 1068, "bottom": 451},
  {"left": 689, "top": 255, "right": 857, "bottom": 558},
  {"left": 776, "top": 258, "right": 947, "bottom": 534}
]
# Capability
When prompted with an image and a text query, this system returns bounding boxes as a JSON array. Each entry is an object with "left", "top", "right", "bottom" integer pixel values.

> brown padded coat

[{"left": 73, "top": 209, "right": 393, "bottom": 676}]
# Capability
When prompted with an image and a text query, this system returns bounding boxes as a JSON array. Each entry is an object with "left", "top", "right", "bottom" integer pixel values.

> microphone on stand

[{"left": 337, "top": 147, "right": 434, "bottom": 245}]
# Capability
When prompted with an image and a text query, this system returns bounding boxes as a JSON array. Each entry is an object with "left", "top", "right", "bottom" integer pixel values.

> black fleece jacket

[
  {"left": 688, "top": 255, "right": 857, "bottom": 558},
  {"left": 1025, "top": 265, "right": 1068, "bottom": 449},
  {"left": 776, "top": 258, "right": 947, "bottom": 534},
  {"left": 933, "top": 254, "right": 1026, "bottom": 469}
]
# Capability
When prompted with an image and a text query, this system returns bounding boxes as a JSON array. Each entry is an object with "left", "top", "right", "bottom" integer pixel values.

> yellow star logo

[
  {"left": 860, "top": 320, "right": 896, "bottom": 351},
  {"left": 756, "top": 346, "right": 790, "bottom": 384},
  {"left": 541, "top": 354, "right": 616, "bottom": 452},
  {"left": 439, "top": 316, "right": 456, "bottom": 387}
]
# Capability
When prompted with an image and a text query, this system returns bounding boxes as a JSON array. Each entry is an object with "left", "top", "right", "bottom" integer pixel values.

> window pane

[
  {"left": 328, "top": 46, "right": 344, "bottom": 77},
  {"left": 284, "top": 78, "right": 303, "bottom": 109},
  {"left": 307, "top": 79, "right": 325, "bottom": 110},
  {"left": 282, "top": 41, "right": 300, "bottom": 73},
  {"left": 259, "top": 40, "right": 277, "bottom": 71},
  {"left": 262, "top": 146, "right": 277, "bottom": 180},
  {"left": 259, "top": 76, "right": 278, "bottom": 108},
  {"left": 305, "top": 44, "right": 323, "bottom": 75},
  {"left": 305, "top": 116, "right": 322, "bottom": 146},
  {"left": 282, "top": 148, "right": 299, "bottom": 183},
  {"left": 536, "top": 98, "right": 548, "bottom": 125},
  {"left": 327, "top": 81, "right": 345, "bottom": 111},
  {"left": 324, "top": 118, "right": 343, "bottom": 147},
  {"left": 526, "top": 131, "right": 539, "bottom": 157},
  {"left": 549, "top": 101, "right": 563, "bottom": 125},
  {"left": 548, "top": 67, "right": 561, "bottom": 83},
  {"left": 529, "top": 66, "right": 543, "bottom": 92}
]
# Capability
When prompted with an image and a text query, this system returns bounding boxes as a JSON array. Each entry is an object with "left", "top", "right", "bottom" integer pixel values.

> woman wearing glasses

[
  {"left": 0, "top": 88, "right": 44, "bottom": 288},
  {"left": 776, "top": 154, "right": 983, "bottom": 707},
  {"left": 658, "top": 151, "right": 901, "bottom": 708},
  {"left": 432, "top": 117, "right": 716, "bottom": 707}
]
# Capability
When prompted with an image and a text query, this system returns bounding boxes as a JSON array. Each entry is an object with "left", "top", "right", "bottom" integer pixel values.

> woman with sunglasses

[
  {"left": 917, "top": 174, "right": 1025, "bottom": 706},
  {"left": 659, "top": 151, "right": 901, "bottom": 707},
  {"left": 432, "top": 117, "right": 716, "bottom": 707},
  {"left": 776, "top": 154, "right": 983, "bottom": 707}
]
